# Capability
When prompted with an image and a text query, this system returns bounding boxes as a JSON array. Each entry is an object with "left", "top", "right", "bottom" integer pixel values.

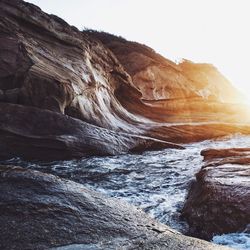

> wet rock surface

[
  {"left": 0, "top": 165, "right": 228, "bottom": 250},
  {"left": 182, "top": 148, "right": 250, "bottom": 240}
]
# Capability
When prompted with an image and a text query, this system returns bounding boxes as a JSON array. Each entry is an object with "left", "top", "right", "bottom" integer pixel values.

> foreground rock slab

[
  {"left": 0, "top": 165, "right": 228, "bottom": 250},
  {"left": 182, "top": 148, "right": 250, "bottom": 240}
]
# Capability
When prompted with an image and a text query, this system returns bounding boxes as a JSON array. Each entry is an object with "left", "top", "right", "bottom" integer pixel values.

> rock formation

[
  {"left": 0, "top": 165, "right": 229, "bottom": 250},
  {"left": 89, "top": 32, "right": 241, "bottom": 103},
  {"left": 87, "top": 31, "right": 248, "bottom": 123},
  {"left": 0, "top": 103, "right": 183, "bottom": 160},
  {"left": 182, "top": 148, "right": 250, "bottom": 240},
  {"left": 1, "top": 0, "right": 250, "bottom": 160}
]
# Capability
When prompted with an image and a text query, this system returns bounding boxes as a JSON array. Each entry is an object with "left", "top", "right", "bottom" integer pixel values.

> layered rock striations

[
  {"left": 0, "top": 0, "right": 140, "bottom": 130},
  {"left": 88, "top": 32, "right": 239, "bottom": 102},
  {"left": 182, "top": 148, "right": 250, "bottom": 240},
  {"left": 88, "top": 31, "right": 247, "bottom": 122},
  {"left": 0, "top": 0, "right": 183, "bottom": 159},
  {"left": 0, "top": 103, "right": 183, "bottom": 160},
  {"left": 0, "top": 0, "right": 250, "bottom": 159}
]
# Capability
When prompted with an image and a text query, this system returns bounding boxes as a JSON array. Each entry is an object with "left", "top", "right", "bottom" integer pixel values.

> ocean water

[
  {"left": 1, "top": 134, "right": 250, "bottom": 249},
  {"left": 212, "top": 232, "right": 250, "bottom": 250}
]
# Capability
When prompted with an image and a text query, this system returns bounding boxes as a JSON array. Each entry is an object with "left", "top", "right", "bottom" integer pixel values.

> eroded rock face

[
  {"left": 0, "top": 0, "right": 143, "bottom": 131},
  {"left": 0, "top": 165, "right": 229, "bottom": 250},
  {"left": 88, "top": 31, "right": 243, "bottom": 104},
  {"left": 1, "top": 0, "right": 250, "bottom": 160},
  {"left": 0, "top": 103, "right": 183, "bottom": 160},
  {"left": 88, "top": 31, "right": 250, "bottom": 134},
  {"left": 0, "top": 0, "right": 185, "bottom": 160},
  {"left": 182, "top": 148, "right": 250, "bottom": 240}
]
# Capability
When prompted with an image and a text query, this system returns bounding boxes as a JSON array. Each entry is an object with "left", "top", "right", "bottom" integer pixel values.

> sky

[{"left": 26, "top": 0, "right": 250, "bottom": 100}]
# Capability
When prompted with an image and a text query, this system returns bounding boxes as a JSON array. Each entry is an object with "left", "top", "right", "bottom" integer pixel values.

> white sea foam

[
  {"left": 2, "top": 134, "right": 250, "bottom": 247},
  {"left": 212, "top": 233, "right": 250, "bottom": 250}
]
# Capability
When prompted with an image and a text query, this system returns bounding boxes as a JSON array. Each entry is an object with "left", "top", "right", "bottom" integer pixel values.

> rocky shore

[
  {"left": 182, "top": 148, "right": 250, "bottom": 240},
  {"left": 1, "top": 0, "right": 250, "bottom": 160},
  {"left": 0, "top": 165, "right": 229, "bottom": 250},
  {"left": 0, "top": 0, "right": 249, "bottom": 249}
]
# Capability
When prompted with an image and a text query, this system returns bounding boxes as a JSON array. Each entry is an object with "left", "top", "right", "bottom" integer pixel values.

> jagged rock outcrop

[
  {"left": 182, "top": 148, "right": 250, "bottom": 240},
  {"left": 0, "top": 165, "right": 230, "bottom": 250},
  {"left": 1, "top": 0, "right": 250, "bottom": 159}
]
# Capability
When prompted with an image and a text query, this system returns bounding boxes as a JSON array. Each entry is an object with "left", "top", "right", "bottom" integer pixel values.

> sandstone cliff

[
  {"left": 88, "top": 31, "right": 246, "bottom": 123},
  {"left": 1, "top": 0, "right": 250, "bottom": 159}
]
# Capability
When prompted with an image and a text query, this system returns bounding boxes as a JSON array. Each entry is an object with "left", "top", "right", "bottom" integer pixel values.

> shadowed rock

[
  {"left": 182, "top": 148, "right": 250, "bottom": 240},
  {"left": 0, "top": 165, "right": 229, "bottom": 250},
  {"left": 0, "top": 103, "right": 183, "bottom": 160}
]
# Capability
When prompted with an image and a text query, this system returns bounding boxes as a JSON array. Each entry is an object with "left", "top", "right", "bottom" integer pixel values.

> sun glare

[
  {"left": 25, "top": 0, "right": 250, "bottom": 108},
  {"left": 216, "top": 65, "right": 250, "bottom": 105}
]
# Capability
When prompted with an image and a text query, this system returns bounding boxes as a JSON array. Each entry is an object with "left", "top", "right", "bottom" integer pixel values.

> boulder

[
  {"left": 182, "top": 148, "right": 250, "bottom": 240},
  {"left": 0, "top": 165, "right": 229, "bottom": 250}
]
